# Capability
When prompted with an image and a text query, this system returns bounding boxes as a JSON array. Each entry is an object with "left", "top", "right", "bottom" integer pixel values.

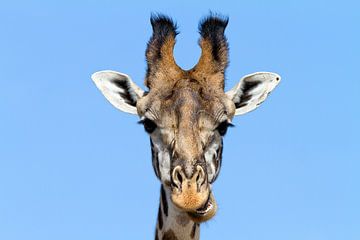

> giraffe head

[{"left": 92, "top": 14, "right": 280, "bottom": 223}]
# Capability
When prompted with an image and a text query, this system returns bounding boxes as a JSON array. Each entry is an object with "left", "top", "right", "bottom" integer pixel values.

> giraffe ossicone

[{"left": 92, "top": 13, "right": 280, "bottom": 240}]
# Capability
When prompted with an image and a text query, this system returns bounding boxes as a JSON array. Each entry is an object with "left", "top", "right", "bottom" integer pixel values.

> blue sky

[{"left": 0, "top": 1, "right": 359, "bottom": 239}]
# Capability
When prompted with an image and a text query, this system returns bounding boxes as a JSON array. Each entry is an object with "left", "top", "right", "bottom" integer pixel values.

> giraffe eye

[
  {"left": 216, "top": 121, "right": 234, "bottom": 136},
  {"left": 139, "top": 118, "right": 157, "bottom": 134}
]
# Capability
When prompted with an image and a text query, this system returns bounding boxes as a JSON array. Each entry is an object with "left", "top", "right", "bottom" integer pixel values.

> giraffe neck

[{"left": 155, "top": 185, "right": 200, "bottom": 240}]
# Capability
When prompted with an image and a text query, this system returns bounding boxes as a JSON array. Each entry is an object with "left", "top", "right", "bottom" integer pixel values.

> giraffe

[{"left": 91, "top": 14, "right": 280, "bottom": 240}]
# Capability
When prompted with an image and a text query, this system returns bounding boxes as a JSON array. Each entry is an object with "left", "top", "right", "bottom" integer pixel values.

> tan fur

[
  {"left": 171, "top": 166, "right": 209, "bottom": 211},
  {"left": 189, "top": 39, "right": 227, "bottom": 89},
  {"left": 188, "top": 193, "right": 217, "bottom": 223},
  {"left": 146, "top": 36, "right": 184, "bottom": 89}
]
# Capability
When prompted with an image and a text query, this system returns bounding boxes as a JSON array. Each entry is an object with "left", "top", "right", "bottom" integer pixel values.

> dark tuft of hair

[
  {"left": 145, "top": 14, "right": 179, "bottom": 86},
  {"left": 198, "top": 13, "right": 229, "bottom": 63},
  {"left": 150, "top": 13, "right": 179, "bottom": 37},
  {"left": 199, "top": 13, "right": 229, "bottom": 39}
]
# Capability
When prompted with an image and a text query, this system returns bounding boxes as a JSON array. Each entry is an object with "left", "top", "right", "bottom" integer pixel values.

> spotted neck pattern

[{"left": 155, "top": 186, "right": 200, "bottom": 240}]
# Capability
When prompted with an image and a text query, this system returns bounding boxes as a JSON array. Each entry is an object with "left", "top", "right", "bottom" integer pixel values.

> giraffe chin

[{"left": 187, "top": 192, "right": 217, "bottom": 223}]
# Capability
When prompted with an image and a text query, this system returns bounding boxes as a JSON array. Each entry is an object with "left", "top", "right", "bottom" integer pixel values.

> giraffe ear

[
  {"left": 91, "top": 70, "right": 145, "bottom": 115},
  {"left": 226, "top": 72, "right": 281, "bottom": 115}
]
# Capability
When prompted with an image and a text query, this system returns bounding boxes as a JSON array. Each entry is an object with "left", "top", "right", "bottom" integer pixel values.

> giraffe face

[
  {"left": 91, "top": 14, "right": 280, "bottom": 223},
  {"left": 136, "top": 78, "right": 235, "bottom": 221}
]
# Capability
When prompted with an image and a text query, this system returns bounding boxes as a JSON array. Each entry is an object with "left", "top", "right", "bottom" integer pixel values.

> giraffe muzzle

[
  {"left": 170, "top": 165, "right": 210, "bottom": 211},
  {"left": 188, "top": 191, "right": 217, "bottom": 223}
]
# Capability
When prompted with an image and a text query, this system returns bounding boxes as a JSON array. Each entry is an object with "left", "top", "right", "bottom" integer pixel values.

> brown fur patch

[
  {"left": 190, "top": 223, "right": 198, "bottom": 239},
  {"left": 176, "top": 214, "right": 190, "bottom": 226},
  {"left": 162, "top": 229, "right": 178, "bottom": 240},
  {"left": 190, "top": 15, "right": 229, "bottom": 90},
  {"left": 145, "top": 15, "right": 184, "bottom": 89}
]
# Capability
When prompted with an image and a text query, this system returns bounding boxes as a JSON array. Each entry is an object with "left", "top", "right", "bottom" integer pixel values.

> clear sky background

[{"left": 0, "top": 1, "right": 359, "bottom": 239}]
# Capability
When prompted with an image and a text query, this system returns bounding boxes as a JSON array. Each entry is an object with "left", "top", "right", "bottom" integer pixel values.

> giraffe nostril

[
  {"left": 176, "top": 171, "right": 183, "bottom": 184},
  {"left": 171, "top": 165, "right": 207, "bottom": 192},
  {"left": 171, "top": 166, "right": 184, "bottom": 190},
  {"left": 194, "top": 165, "right": 206, "bottom": 189}
]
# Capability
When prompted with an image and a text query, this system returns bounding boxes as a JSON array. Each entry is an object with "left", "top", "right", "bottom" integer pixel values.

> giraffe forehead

[
  {"left": 161, "top": 81, "right": 222, "bottom": 120},
  {"left": 159, "top": 90, "right": 216, "bottom": 131},
  {"left": 137, "top": 78, "right": 233, "bottom": 137}
]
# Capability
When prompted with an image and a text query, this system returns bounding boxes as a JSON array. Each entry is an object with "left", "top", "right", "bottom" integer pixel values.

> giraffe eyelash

[
  {"left": 216, "top": 121, "right": 235, "bottom": 136},
  {"left": 138, "top": 118, "right": 157, "bottom": 134}
]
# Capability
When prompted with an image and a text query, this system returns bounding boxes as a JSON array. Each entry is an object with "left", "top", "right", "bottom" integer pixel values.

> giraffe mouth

[
  {"left": 195, "top": 195, "right": 213, "bottom": 214},
  {"left": 188, "top": 192, "right": 217, "bottom": 222}
]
